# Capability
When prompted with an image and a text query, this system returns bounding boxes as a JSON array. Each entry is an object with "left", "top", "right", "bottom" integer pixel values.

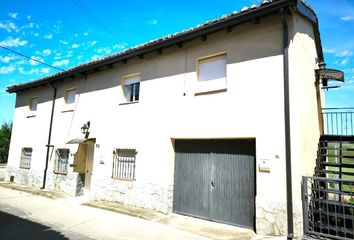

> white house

[{"left": 5, "top": 0, "right": 333, "bottom": 238}]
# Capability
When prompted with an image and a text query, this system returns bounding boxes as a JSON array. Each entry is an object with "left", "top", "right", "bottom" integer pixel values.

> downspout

[
  {"left": 280, "top": 8, "right": 294, "bottom": 240},
  {"left": 41, "top": 84, "right": 57, "bottom": 189}
]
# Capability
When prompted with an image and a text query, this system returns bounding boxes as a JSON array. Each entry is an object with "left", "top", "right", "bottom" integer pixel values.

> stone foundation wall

[
  {"left": 91, "top": 178, "right": 173, "bottom": 214},
  {"left": 6, "top": 166, "right": 43, "bottom": 188},
  {"left": 256, "top": 197, "right": 303, "bottom": 237},
  {"left": 6, "top": 166, "right": 81, "bottom": 197},
  {"left": 45, "top": 172, "right": 82, "bottom": 197}
]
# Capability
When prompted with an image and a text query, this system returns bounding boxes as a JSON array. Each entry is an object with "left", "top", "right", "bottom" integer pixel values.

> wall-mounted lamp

[{"left": 81, "top": 121, "right": 90, "bottom": 138}]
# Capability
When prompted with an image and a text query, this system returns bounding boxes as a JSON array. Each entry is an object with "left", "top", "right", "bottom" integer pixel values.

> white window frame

[
  {"left": 54, "top": 148, "right": 69, "bottom": 175},
  {"left": 121, "top": 74, "right": 140, "bottom": 104},
  {"left": 196, "top": 53, "right": 227, "bottom": 94},
  {"left": 27, "top": 97, "right": 38, "bottom": 117},
  {"left": 112, "top": 148, "right": 137, "bottom": 181},
  {"left": 63, "top": 88, "right": 76, "bottom": 112},
  {"left": 20, "top": 147, "right": 32, "bottom": 169}
]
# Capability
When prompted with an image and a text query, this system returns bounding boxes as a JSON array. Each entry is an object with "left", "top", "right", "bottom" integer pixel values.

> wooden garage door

[{"left": 173, "top": 139, "right": 256, "bottom": 229}]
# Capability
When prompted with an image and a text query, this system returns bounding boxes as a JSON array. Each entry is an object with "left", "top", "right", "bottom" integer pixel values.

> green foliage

[{"left": 0, "top": 122, "right": 12, "bottom": 163}]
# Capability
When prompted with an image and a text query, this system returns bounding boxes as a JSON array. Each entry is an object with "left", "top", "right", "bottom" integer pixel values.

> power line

[
  {"left": 0, "top": 45, "right": 65, "bottom": 71},
  {"left": 71, "top": 0, "right": 120, "bottom": 40}
]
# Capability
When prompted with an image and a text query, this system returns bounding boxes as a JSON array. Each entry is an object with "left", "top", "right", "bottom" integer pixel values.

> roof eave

[{"left": 7, "top": 0, "right": 301, "bottom": 93}]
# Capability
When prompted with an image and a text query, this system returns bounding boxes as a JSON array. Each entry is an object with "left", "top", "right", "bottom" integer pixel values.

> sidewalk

[{"left": 0, "top": 182, "right": 293, "bottom": 240}]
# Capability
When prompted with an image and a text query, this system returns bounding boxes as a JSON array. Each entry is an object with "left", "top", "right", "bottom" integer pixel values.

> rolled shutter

[{"left": 199, "top": 56, "right": 226, "bottom": 82}]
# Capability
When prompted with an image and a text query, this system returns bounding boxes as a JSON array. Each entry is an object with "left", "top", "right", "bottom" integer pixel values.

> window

[
  {"left": 20, "top": 148, "right": 32, "bottom": 169},
  {"left": 63, "top": 88, "right": 76, "bottom": 112},
  {"left": 122, "top": 74, "right": 140, "bottom": 103},
  {"left": 65, "top": 88, "right": 76, "bottom": 104},
  {"left": 112, "top": 148, "right": 137, "bottom": 180},
  {"left": 54, "top": 149, "right": 69, "bottom": 174},
  {"left": 196, "top": 53, "right": 227, "bottom": 93},
  {"left": 30, "top": 97, "right": 38, "bottom": 112}
]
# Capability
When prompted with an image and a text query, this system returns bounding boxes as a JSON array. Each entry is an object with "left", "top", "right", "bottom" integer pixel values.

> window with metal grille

[
  {"left": 54, "top": 149, "right": 69, "bottom": 174},
  {"left": 20, "top": 148, "right": 32, "bottom": 169},
  {"left": 123, "top": 74, "right": 140, "bottom": 103},
  {"left": 112, "top": 148, "right": 137, "bottom": 180}
]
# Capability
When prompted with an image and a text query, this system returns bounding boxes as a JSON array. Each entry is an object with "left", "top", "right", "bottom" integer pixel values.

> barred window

[
  {"left": 54, "top": 149, "right": 69, "bottom": 174},
  {"left": 112, "top": 148, "right": 137, "bottom": 180},
  {"left": 20, "top": 148, "right": 32, "bottom": 169}
]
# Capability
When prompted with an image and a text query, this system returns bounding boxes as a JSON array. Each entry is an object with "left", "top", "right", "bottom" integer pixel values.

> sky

[{"left": 0, "top": 0, "right": 353, "bottom": 123}]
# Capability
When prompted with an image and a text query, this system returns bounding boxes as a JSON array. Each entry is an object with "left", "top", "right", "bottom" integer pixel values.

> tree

[{"left": 0, "top": 122, "right": 12, "bottom": 163}]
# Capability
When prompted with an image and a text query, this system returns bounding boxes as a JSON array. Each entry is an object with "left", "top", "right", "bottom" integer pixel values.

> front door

[
  {"left": 84, "top": 141, "right": 94, "bottom": 192},
  {"left": 73, "top": 140, "right": 95, "bottom": 195},
  {"left": 173, "top": 139, "right": 256, "bottom": 229}
]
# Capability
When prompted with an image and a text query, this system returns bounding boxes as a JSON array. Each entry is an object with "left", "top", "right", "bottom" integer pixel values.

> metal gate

[{"left": 173, "top": 139, "right": 256, "bottom": 229}]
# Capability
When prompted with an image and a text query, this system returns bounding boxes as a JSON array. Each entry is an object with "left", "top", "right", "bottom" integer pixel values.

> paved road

[{"left": 0, "top": 187, "right": 210, "bottom": 240}]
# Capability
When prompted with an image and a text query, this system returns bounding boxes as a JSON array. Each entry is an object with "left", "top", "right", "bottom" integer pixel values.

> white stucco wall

[
  {"left": 287, "top": 14, "right": 323, "bottom": 236},
  {"left": 6, "top": 13, "right": 322, "bottom": 237}
]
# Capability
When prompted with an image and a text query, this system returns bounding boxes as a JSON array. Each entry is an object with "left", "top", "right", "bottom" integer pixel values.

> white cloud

[
  {"left": 29, "top": 56, "right": 44, "bottom": 65},
  {"left": 89, "top": 40, "right": 97, "bottom": 47},
  {"left": 18, "top": 67, "right": 37, "bottom": 75},
  {"left": 18, "top": 67, "right": 51, "bottom": 75},
  {"left": 34, "top": 33, "right": 39, "bottom": 37},
  {"left": 24, "top": 22, "right": 36, "bottom": 29},
  {"left": 84, "top": 32, "right": 89, "bottom": 36},
  {"left": 341, "top": 15, "right": 354, "bottom": 21},
  {"left": 336, "top": 50, "right": 353, "bottom": 57},
  {"left": 77, "top": 55, "right": 84, "bottom": 60},
  {"left": 324, "top": 48, "right": 335, "bottom": 54},
  {"left": 113, "top": 44, "right": 126, "bottom": 50},
  {"left": 52, "top": 21, "right": 62, "bottom": 34},
  {"left": 0, "top": 21, "right": 17, "bottom": 32},
  {"left": 0, "top": 65, "right": 16, "bottom": 74},
  {"left": 59, "top": 40, "right": 68, "bottom": 45},
  {"left": 53, "top": 51, "right": 62, "bottom": 60},
  {"left": 72, "top": 43, "right": 80, "bottom": 48},
  {"left": 0, "top": 55, "right": 16, "bottom": 63},
  {"left": 147, "top": 19, "right": 158, "bottom": 25},
  {"left": 91, "top": 55, "right": 101, "bottom": 61},
  {"left": 0, "top": 87, "right": 7, "bottom": 96},
  {"left": 340, "top": 58, "right": 350, "bottom": 66},
  {"left": 66, "top": 50, "right": 73, "bottom": 58},
  {"left": 44, "top": 33, "right": 53, "bottom": 39},
  {"left": 27, "top": 15, "right": 31, "bottom": 20},
  {"left": 41, "top": 68, "right": 50, "bottom": 74},
  {"left": 0, "top": 37, "right": 27, "bottom": 47},
  {"left": 42, "top": 49, "right": 52, "bottom": 56},
  {"left": 342, "top": 85, "right": 354, "bottom": 90},
  {"left": 53, "top": 59, "right": 69, "bottom": 67},
  {"left": 8, "top": 12, "right": 18, "bottom": 19}
]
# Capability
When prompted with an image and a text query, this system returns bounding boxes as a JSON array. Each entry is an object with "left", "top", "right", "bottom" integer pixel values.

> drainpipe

[
  {"left": 41, "top": 84, "right": 57, "bottom": 189},
  {"left": 280, "top": 8, "right": 294, "bottom": 240}
]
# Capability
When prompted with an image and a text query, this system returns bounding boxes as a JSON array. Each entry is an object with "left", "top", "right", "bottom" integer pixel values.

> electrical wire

[
  {"left": 0, "top": 45, "right": 65, "bottom": 71},
  {"left": 71, "top": 0, "right": 119, "bottom": 40}
]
